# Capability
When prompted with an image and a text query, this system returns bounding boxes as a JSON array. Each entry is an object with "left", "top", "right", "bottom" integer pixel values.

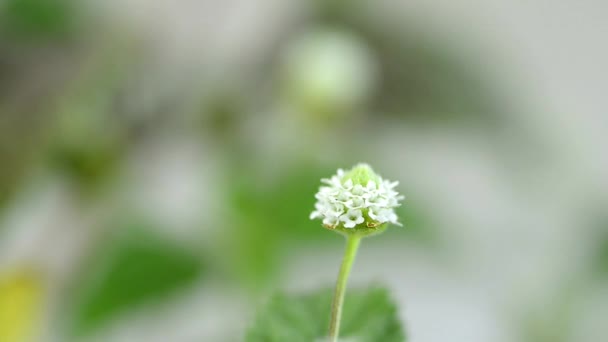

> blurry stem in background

[{"left": 328, "top": 235, "right": 361, "bottom": 342}]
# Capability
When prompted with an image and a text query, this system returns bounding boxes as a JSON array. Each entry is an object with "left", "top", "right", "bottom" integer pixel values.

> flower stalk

[{"left": 328, "top": 235, "right": 361, "bottom": 342}]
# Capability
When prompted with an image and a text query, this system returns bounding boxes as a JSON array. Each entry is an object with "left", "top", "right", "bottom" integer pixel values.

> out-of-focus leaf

[
  {"left": 0, "top": 0, "right": 78, "bottom": 39},
  {"left": 229, "top": 162, "right": 331, "bottom": 241},
  {"left": 48, "top": 76, "right": 128, "bottom": 194},
  {"left": 585, "top": 213, "right": 608, "bottom": 280},
  {"left": 69, "top": 225, "right": 205, "bottom": 337},
  {"left": 246, "top": 287, "right": 405, "bottom": 342},
  {"left": 0, "top": 269, "right": 44, "bottom": 342},
  {"left": 223, "top": 162, "right": 334, "bottom": 290},
  {"left": 519, "top": 286, "right": 577, "bottom": 342},
  {"left": 595, "top": 230, "right": 608, "bottom": 279}
]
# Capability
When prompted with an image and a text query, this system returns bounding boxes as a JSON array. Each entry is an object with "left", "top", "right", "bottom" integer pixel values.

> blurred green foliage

[
  {"left": 597, "top": 236, "right": 608, "bottom": 278},
  {"left": 224, "top": 162, "right": 333, "bottom": 290},
  {"left": 0, "top": 0, "right": 78, "bottom": 40},
  {"left": 45, "top": 41, "right": 141, "bottom": 195},
  {"left": 68, "top": 222, "right": 205, "bottom": 337},
  {"left": 590, "top": 214, "right": 608, "bottom": 279},
  {"left": 520, "top": 285, "right": 579, "bottom": 342},
  {"left": 246, "top": 286, "right": 405, "bottom": 341},
  {"left": 0, "top": 112, "right": 48, "bottom": 207},
  {"left": 48, "top": 104, "right": 126, "bottom": 195}
]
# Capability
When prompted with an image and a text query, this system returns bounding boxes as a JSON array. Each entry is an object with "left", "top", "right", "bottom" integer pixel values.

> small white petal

[
  {"left": 328, "top": 203, "right": 345, "bottom": 216},
  {"left": 336, "top": 191, "right": 351, "bottom": 202},
  {"left": 384, "top": 180, "right": 399, "bottom": 189},
  {"left": 368, "top": 207, "right": 379, "bottom": 220},
  {"left": 343, "top": 179, "right": 353, "bottom": 190},
  {"left": 351, "top": 185, "right": 365, "bottom": 196},
  {"left": 386, "top": 197, "right": 399, "bottom": 207},
  {"left": 343, "top": 221, "right": 356, "bottom": 228},
  {"left": 346, "top": 197, "right": 364, "bottom": 209},
  {"left": 324, "top": 215, "right": 339, "bottom": 226},
  {"left": 366, "top": 180, "right": 376, "bottom": 190}
]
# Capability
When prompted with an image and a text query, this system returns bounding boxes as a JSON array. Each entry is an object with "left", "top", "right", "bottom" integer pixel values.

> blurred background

[{"left": 1, "top": 0, "right": 607, "bottom": 341}]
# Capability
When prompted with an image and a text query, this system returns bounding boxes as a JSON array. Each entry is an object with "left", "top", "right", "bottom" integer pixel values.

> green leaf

[
  {"left": 68, "top": 223, "right": 206, "bottom": 337},
  {"left": 246, "top": 287, "right": 406, "bottom": 342}
]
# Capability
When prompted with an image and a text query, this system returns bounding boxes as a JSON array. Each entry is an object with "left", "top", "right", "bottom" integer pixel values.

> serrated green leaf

[{"left": 246, "top": 287, "right": 405, "bottom": 342}]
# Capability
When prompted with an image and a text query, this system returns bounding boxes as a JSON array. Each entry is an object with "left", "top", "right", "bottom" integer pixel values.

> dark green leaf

[{"left": 246, "top": 287, "right": 406, "bottom": 342}]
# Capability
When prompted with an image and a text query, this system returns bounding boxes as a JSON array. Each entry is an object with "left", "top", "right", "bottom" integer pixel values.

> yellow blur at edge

[{"left": 0, "top": 270, "right": 44, "bottom": 342}]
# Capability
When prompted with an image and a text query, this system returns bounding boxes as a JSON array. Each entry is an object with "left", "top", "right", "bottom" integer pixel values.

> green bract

[{"left": 342, "top": 163, "right": 381, "bottom": 186}]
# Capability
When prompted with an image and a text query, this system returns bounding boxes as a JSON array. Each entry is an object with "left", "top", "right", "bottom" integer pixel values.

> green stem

[{"left": 328, "top": 235, "right": 361, "bottom": 342}]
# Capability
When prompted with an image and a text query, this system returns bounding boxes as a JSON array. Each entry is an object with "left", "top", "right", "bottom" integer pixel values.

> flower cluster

[{"left": 310, "top": 164, "right": 404, "bottom": 229}]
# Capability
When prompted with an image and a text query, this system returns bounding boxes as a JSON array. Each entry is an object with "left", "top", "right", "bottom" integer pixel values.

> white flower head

[{"left": 310, "top": 163, "right": 404, "bottom": 235}]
